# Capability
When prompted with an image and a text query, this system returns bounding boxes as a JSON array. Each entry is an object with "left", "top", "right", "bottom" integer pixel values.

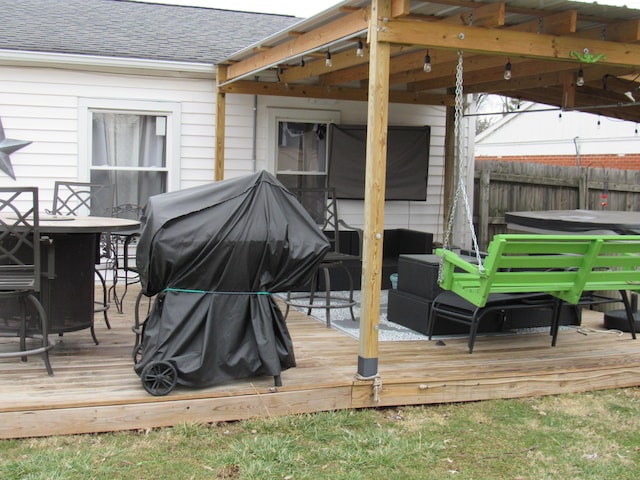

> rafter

[
  {"left": 508, "top": 10, "right": 577, "bottom": 35},
  {"left": 577, "top": 18, "right": 640, "bottom": 43},
  {"left": 378, "top": 18, "right": 640, "bottom": 68},
  {"left": 463, "top": 63, "right": 635, "bottom": 95},
  {"left": 219, "top": 80, "right": 453, "bottom": 106},
  {"left": 224, "top": 7, "right": 370, "bottom": 83},
  {"left": 508, "top": 86, "right": 639, "bottom": 122},
  {"left": 279, "top": 45, "right": 370, "bottom": 84}
]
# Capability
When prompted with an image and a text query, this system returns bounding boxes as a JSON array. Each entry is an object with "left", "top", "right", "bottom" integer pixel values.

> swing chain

[{"left": 439, "top": 51, "right": 485, "bottom": 283}]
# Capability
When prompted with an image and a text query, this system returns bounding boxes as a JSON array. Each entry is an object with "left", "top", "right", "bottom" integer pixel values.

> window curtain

[{"left": 92, "top": 113, "right": 166, "bottom": 213}]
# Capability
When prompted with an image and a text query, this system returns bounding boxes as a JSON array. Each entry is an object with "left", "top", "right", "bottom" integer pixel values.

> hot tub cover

[{"left": 134, "top": 171, "right": 329, "bottom": 387}]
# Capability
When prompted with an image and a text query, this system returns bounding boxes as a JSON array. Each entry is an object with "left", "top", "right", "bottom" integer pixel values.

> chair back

[
  {"left": 289, "top": 187, "right": 361, "bottom": 257},
  {"left": 113, "top": 203, "right": 144, "bottom": 221},
  {"left": 0, "top": 187, "right": 41, "bottom": 292},
  {"left": 52, "top": 181, "right": 114, "bottom": 217}
]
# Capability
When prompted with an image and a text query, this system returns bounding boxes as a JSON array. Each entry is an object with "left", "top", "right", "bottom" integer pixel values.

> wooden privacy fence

[{"left": 473, "top": 161, "right": 640, "bottom": 251}]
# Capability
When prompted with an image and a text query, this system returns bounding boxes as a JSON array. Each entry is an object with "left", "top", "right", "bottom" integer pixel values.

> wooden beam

[
  {"left": 358, "top": 0, "right": 392, "bottom": 379},
  {"left": 577, "top": 19, "right": 640, "bottom": 43},
  {"left": 215, "top": 65, "right": 227, "bottom": 181},
  {"left": 401, "top": 55, "right": 517, "bottom": 91},
  {"left": 316, "top": 45, "right": 416, "bottom": 86},
  {"left": 225, "top": 8, "right": 370, "bottom": 82},
  {"left": 391, "top": 0, "right": 411, "bottom": 18},
  {"left": 280, "top": 44, "right": 371, "bottom": 85},
  {"left": 508, "top": 10, "right": 577, "bottom": 35},
  {"left": 463, "top": 63, "right": 637, "bottom": 96},
  {"left": 440, "top": 2, "right": 506, "bottom": 28},
  {"left": 378, "top": 19, "right": 640, "bottom": 68},
  {"left": 444, "top": 93, "right": 455, "bottom": 246},
  {"left": 562, "top": 71, "right": 577, "bottom": 108},
  {"left": 219, "top": 80, "right": 452, "bottom": 106}
]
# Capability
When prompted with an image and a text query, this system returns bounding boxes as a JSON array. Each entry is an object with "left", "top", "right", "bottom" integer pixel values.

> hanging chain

[{"left": 439, "top": 51, "right": 484, "bottom": 282}]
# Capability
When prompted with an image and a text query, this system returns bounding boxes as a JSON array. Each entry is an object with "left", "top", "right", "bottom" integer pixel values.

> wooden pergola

[{"left": 214, "top": 0, "right": 640, "bottom": 379}]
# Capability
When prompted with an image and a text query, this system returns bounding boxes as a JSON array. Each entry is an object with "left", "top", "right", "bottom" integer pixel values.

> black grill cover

[{"left": 134, "top": 171, "right": 329, "bottom": 388}]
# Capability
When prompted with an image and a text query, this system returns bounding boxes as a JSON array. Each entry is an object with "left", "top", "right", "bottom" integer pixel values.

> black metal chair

[
  {"left": 110, "top": 203, "right": 143, "bottom": 314},
  {"left": 427, "top": 291, "right": 558, "bottom": 353},
  {"left": 50, "top": 181, "right": 114, "bottom": 335},
  {"left": 0, "top": 187, "right": 54, "bottom": 375},
  {"left": 284, "top": 188, "right": 362, "bottom": 327}
]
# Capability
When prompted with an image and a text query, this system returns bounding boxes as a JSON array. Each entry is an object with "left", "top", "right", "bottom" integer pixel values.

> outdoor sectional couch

[{"left": 315, "top": 228, "right": 434, "bottom": 291}]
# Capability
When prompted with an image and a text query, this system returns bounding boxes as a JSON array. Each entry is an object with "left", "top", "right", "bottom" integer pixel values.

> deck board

[{"left": 0, "top": 284, "right": 639, "bottom": 438}]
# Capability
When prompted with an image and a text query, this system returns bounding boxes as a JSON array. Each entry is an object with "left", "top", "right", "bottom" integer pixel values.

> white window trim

[
  {"left": 78, "top": 98, "right": 181, "bottom": 190},
  {"left": 266, "top": 107, "right": 340, "bottom": 174}
]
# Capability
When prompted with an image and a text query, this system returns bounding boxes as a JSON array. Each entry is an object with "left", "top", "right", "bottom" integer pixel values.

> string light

[
  {"left": 576, "top": 68, "right": 585, "bottom": 87},
  {"left": 423, "top": 50, "right": 432, "bottom": 73},
  {"left": 325, "top": 50, "right": 332, "bottom": 68},
  {"left": 504, "top": 59, "right": 512, "bottom": 80},
  {"left": 300, "top": 57, "right": 305, "bottom": 67},
  {"left": 356, "top": 40, "right": 364, "bottom": 57}
]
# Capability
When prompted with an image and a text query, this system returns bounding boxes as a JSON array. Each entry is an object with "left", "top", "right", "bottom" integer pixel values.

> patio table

[{"left": 0, "top": 215, "right": 140, "bottom": 340}]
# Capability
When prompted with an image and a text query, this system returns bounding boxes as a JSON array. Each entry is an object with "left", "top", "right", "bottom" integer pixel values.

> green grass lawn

[{"left": 2, "top": 388, "right": 639, "bottom": 479}]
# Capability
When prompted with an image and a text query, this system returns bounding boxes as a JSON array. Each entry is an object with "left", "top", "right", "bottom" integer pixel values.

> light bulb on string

[
  {"left": 504, "top": 59, "right": 512, "bottom": 80},
  {"left": 576, "top": 68, "right": 585, "bottom": 87},
  {"left": 423, "top": 50, "right": 432, "bottom": 73},
  {"left": 356, "top": 40, "right": 364, "bottom": 57},
  {"left": 325, "top": 50, "right": 332, "bottom": 68}
]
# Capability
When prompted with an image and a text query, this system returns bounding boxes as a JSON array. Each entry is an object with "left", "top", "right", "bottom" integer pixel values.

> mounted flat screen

[{"left": 328, "top": 124, "right": 430, "bottom": 200}]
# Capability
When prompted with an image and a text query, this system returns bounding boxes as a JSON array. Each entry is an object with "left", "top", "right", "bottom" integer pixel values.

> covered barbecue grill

[{"left": 134, "top": 171, "right": 329, "bottom": 395}]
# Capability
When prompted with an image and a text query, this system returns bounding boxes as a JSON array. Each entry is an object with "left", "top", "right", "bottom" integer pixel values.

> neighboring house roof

[
  {"left": 475, "top": 101, "right": 639, "bottom": 157},
  {"left": 0, "top": 0, "right": 300, "bottom": 64},
  {"left": 475, "top": 99, "right": 640, "bottom": 169}
]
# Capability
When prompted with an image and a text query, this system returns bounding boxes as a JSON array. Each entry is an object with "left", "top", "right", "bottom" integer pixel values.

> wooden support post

[
  {"left": 215, "top": 65, "right": 227, "bottom": 182},
  {"left": 358, "top": 0, "right": 391, "bottom": 379},
  {"left": 443, "top": 97, "right": 456, "bottom": 243}
]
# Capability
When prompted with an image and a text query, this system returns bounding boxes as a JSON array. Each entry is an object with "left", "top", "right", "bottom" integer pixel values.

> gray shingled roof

[{"left": 0, "top": 0, "right": 300, "bottom": 64}]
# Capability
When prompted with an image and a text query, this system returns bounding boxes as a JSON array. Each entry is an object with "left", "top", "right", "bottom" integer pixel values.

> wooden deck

[{"left": 1, "top": 285, "right": 639, "bottom": 439}]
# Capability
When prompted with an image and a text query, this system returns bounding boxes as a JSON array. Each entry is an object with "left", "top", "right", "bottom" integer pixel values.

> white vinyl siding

[
  {"left": 0, "top": 66, "right": 216, "bottom": 206},
  {"left": 0, "top": 64, "right": 452, "bottom": 242}
]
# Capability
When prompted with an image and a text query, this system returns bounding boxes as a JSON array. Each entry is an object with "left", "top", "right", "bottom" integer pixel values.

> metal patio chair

[
  {"left": 110, "top": 203, "right": 143, "bottom": 314},
  {"left": 0, "top": 187, "right": 54, "bottom": 375},
  {"left": 284, "top": 187, "right": 362, "bottom": 327}
]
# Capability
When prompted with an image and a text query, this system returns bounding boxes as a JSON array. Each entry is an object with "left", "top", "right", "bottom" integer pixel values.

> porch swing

[{"left": 430, "top": 52, "right": 640, "bottom": 352}]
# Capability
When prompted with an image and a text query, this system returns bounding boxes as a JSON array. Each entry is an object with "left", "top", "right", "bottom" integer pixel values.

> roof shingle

[{"left": 0, "top": 0, "right": 300, "bottom": 64}]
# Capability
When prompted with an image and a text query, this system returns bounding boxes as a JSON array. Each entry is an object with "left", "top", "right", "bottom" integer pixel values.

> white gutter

[{"left": 0, "top": 49, "right": 216, "bottom": 76}]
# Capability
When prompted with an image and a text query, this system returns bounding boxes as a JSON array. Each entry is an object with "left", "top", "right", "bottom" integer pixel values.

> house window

[
  {"left": 79, "top": 99, "right": 180, "bottom": 215},
  {"left": 90, "top": 112, "right": 167, "bottom": 214},
  {"left": 267, "top": 108, "right": 340, "bottom": 219},
  {"left": 268, "top": 108, "right": 339, "bottom": 189}
]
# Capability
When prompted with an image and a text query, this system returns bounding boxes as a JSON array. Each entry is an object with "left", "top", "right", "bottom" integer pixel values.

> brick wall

[{"left": 476, "top": 154, "right": 640, "bottom": 170}]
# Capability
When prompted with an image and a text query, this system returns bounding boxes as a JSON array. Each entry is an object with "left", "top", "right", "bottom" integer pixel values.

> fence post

[
  {"left": 578, "top": 167, "right": 588, "bottom": 209},
  {"left": 479, "top": 163, "right": 491, "bottom": 250}
]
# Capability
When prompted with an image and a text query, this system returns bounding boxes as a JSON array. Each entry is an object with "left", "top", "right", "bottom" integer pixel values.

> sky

[{"left": 134, "top": 0, "right": 640, "bottom": 17}]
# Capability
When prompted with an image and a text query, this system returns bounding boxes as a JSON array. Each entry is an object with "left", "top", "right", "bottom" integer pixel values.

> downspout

[
  {"left": 252, "top": 76, "right": 259, "bottom": 172},
  {"left": 252, "top": 93, "right": 258, "bottom": 172}
]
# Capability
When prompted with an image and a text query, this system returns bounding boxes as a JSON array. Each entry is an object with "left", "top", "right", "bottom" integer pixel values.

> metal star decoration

[{"left": 0, "top": 117, "right": 31, "bottom": 180}]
